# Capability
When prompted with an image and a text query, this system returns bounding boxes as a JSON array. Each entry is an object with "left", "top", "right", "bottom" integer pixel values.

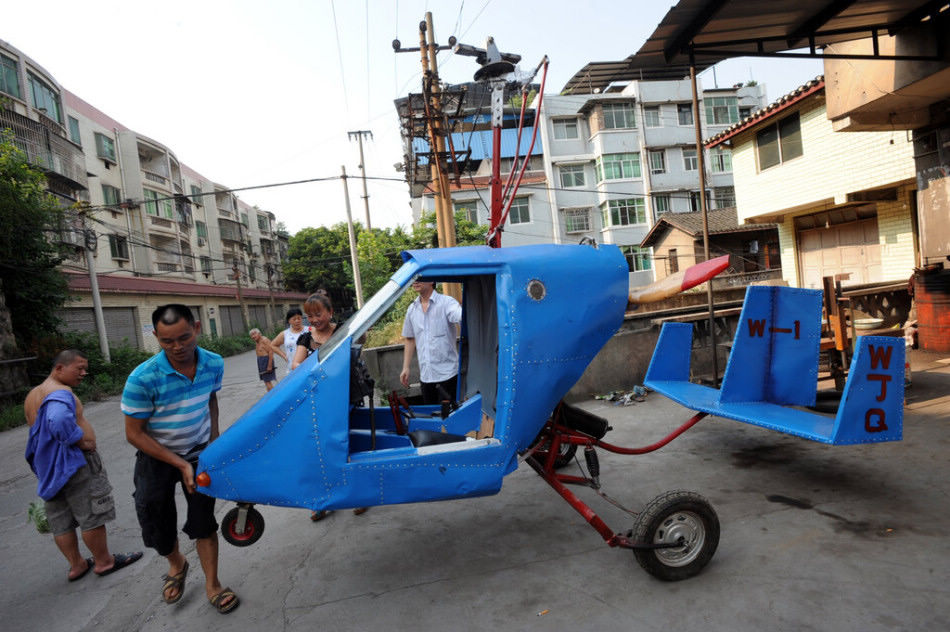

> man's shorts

[
  {"left": 45, "top": 450, "right": 116, "bottom": 536},
  {"left": 257, "top": 355, "right": 276, "bottom": 382},
  {"left": 133, "top": 447, "right": 217, "bottom": 556}
]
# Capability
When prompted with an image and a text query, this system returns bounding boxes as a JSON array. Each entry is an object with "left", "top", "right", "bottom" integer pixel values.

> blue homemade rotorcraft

[{"left": 195, "top": 243, "right": 904, "bottom": 581}]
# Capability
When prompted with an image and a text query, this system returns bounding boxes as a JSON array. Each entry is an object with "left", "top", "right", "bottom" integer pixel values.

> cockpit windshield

[{"left": 318, "top": 269, "right": 421, "bottom": 361}]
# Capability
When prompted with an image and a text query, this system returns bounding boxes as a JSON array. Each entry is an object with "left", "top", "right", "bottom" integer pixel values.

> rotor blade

[{"left": 628, "top": 255, "right": 731, "bottom": 307}]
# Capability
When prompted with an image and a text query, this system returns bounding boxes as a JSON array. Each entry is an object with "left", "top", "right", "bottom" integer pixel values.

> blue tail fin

[
  {"left": 719, "top": 286, "right": 822, "bottom": 406},
  {"left": 831, "top": 336, "right": 905, "bottom": 444}
]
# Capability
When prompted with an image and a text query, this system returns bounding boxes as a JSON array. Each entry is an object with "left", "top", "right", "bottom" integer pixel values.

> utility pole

[
  {"left": 341, "top": 166, "right": 365, "bottom": 309},
  {"left": 233, "top": 263, "right": 249, "bottom": 332},
  {"left": 423, "top": 13, "right": 457, "bottom": 252},
  {"left": 77, "top": 205, "right": 110, "bottom": 362},
  {"left": 348, "top": 130, "right": 374, "bottom": 230}
]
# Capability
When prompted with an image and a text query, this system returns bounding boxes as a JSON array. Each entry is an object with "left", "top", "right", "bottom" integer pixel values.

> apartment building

[
  {"left": 397, "top": 78, "right": 765, "bottom": 287},
  {"left": 705, "top": 76, "right": 917, "bottom": 290},
  {"left": 1, "top": 40, "right": 302, "bottom": 352},
  {"left": 537, "top": 80, "right": 766, "bottom": 287}
]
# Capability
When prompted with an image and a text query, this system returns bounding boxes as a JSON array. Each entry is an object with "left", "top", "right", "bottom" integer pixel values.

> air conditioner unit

[
  {"left": 197, "top": 237, "right": 206, "bottom": 247},
  {"left": 60, "top": 229, "right": 84, "bottom": 249}
]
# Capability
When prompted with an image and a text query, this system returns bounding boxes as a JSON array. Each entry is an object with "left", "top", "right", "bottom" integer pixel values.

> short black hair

[
  {"left": 52, "top": 349, "right": 87, "bottom": 369},
  {"left": 285, "top": 307, "right": 303, "bottom": 323},
  {"left": 152, "top": 304, "right": 195, "bottom": 328}
]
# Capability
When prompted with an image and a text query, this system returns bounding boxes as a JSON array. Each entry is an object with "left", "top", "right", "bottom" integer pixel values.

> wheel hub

[{"left": 652, "top": 510, "right": 706, "bottom": 567}]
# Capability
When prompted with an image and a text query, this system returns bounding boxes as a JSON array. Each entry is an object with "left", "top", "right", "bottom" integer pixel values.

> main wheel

[
  {"left": 632, "top": 491, "right": 719, "bottom": 581},
  {"left": 222, "top": 505, "right": 265, "bottom": 547}
]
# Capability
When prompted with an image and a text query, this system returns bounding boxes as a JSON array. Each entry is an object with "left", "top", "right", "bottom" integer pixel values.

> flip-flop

[
  {"left": 95, "top": 551, "right": 144, "bottom": 577},
  {"left": 310, "top": 510, "right": 334, "bottom": 522},
  {"left": 68, "top": 557, "right": 94, "bottom": 582},
  {"left": 162, "top": 560, "right": 189, "bottom": 604},
  {"left": 352, "top": 507, "right": 369, "bottom": 515},
  {"left": 209, "top": 587, "right": 240, "bottom": 614}
]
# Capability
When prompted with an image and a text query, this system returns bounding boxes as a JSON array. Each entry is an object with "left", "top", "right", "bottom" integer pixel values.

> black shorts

[{"left": 133, "top": 448, "right": 217, "bottom": 556}]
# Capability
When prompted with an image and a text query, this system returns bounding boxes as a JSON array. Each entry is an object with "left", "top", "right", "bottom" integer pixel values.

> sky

[{"left": 6, "top": 0, "right": 822, "bottom": 235}]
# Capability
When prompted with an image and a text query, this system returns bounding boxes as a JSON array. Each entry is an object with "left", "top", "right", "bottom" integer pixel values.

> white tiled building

[
  {"left": 537, "top": 79, "right": 766, "bottom": 287},
  {"left": 706, "top": 76, "right": 917, "bottom": 289},
  {"left": 1, "top": 40, "right": 302, "bottom": 351}
]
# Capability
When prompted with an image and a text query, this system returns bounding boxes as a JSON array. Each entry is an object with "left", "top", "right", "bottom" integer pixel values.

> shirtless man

[
  {"left": 250, "top": 328, "right": 277, "bottom": 391},
  {"left": 24, "top": 349, "right": 142, "bottom": 581}
]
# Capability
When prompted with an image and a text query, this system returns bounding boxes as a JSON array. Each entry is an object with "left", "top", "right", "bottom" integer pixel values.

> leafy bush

[
  {"left": 0, "top": 404, "right": 25, "bottom": 432},
  {"left": 197, "top": 333, "right": 255, "bottom": 357}
]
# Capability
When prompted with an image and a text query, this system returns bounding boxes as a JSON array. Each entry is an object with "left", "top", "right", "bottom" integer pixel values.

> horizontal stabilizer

[{"left": 645, "top": 286, "right": 903, "bottom": 445}]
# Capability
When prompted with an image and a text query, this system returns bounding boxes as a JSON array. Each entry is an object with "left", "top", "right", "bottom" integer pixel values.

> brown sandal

[
  {"left": 162, "top": 560, "right": 189, "bottom": 604},
  {"left": 209, "top": 587, "right": 240, "bottom": 614},
  {"left": 352, "top": 507, "right": 369, "bottom": 515}
]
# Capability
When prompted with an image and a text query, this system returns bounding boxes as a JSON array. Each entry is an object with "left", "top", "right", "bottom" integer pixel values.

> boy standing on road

[
  {"left": 249, "top": 328, "right": 277, "bottom": 391},
  {"left": 24, "top": 349, "right": 143, "bottom": 582},
  {"left": 122, "top": 305, "right": 239, "bottom": 614}
]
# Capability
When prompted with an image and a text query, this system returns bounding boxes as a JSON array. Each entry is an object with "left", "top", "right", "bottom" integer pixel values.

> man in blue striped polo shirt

[{"left": 122, "top": 304, "right": 239, "bottom": 614}]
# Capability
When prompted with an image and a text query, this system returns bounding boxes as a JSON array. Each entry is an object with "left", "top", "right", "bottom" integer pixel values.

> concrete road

[{"left": 1, "top": 349, "right": 949, "bottom": 631}]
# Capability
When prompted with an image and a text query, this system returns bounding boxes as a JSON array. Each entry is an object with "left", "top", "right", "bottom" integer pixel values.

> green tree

[
  {"left": 412, "top": 210, "right": 488, "bottom": 248},
  {"left": 282, "top": 224, "right": 352, "bottom": 295},
  {"left": 0, "top": 129, "right": 70, "bottom": 351}
]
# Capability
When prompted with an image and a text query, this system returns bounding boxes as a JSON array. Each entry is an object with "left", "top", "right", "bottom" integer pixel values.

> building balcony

[
  {"left": 218, "top": 217, "right": 247, "bottom": 243},
  {"left": 0, "top": 106, "right": 87, "bottom": 191},
  {"left": 143, "top": 170, "right": 169, "bottom": 186}
]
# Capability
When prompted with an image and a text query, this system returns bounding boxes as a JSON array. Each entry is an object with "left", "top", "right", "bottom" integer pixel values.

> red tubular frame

[{"left": 528, "top": 411, "right": 708, "bottom": 549}]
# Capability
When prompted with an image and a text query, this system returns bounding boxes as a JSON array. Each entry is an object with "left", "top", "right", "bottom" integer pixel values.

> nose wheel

[{"left": 221, "top": 503, "right": 265, "bottom": 547}]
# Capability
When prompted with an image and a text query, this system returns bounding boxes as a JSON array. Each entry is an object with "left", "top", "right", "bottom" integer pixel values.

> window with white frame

[
  {"left": 508, "top": 197, "right": 530, "bottom": 224},
  {"left": 596, "top": 152, "right": 641, "bottom": 181},
  {"left": 95, "top": 133, "right": 116, "bottom": 162},
  {"left": 108, "top": 234, "right": 129, "bottom": 260},
  {"left": 601, "top": 198, "right": 646, "bottom": 227},
  {"left": 200, "top": 256, "right": 212, "bottom": 275},
  {"left": 454, "top": 200, "right": 479, "bottom": 224},
  {"left": 756, "top": 112, "right": 803, "bottom": 170},
  {"left": 704, "top": 96, "right": 739, "bottom": 125},
  {"left": 101, "top": 184, "right": 121, "bottom": 207},
  {"left": 689, "top": 190, "right": 711, "bottom": 212},
  {"left": 144, "top": 189, "right": 173, "bottom": 218},
  {"left": 648, "top": 150, "right": 666, "bottom": 174},
  {"left": 28, "top": 72, "right": 61, "bottom": 123},
  {"left": 1, "top": 54, "right": 21, "bottom": 100},
  {"left": 559, "top": 164, "right": 585, "bottom": 188},
  {"left": 601, "top": 103, "right": 636, "bottom": 129},
  {"left": 682, "top": 148, "right": 698, "bottom": 171},
  {"left": 643, "top": 106, "right": 661, "bottom": 128},
  {"left": 677, "top": 103, "right": 693, "bottom": 126},
  {"left": 190, "top": 185, "right": 203, "bottom": 206},
  {"left": 710, "top": 146, "right": 732, "bottom": 173},
  {"left": 553, "top": 118, "right": 579, "bottom": 140},
  {"left": 621, "top": 245, "right": 652, "bottom": 272},
  {"left": 563, "top": 208, "right": 591, "bottom": 233},
  {"left": 67, "top": 116, "right": 81, "bottom": 145},
  {"left": 714, "top": 186, "right": 736, "bottom": 208},
  {"left": 653, "top": 194, "right": 671, "bottom": 216},
  {"left": 196, "top": 221, "right": 208, "bottom": 238}
]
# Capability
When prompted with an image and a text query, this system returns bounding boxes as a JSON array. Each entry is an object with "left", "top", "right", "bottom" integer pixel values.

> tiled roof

[
  {"left": 705, "top": 76, "right": 825, "bottom": 148},
  {"left": 67, "top": 272, "right": 308, "bottom": 301},
  {"left": 640, "top": 207, "right": 776, "bottom": 248}
]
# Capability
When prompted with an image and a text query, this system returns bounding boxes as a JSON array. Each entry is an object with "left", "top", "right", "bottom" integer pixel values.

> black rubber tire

[
  {"left": 632, "top": 490, "right": 719, "bottom": 581},
  {"left": 532, "top": 439, "right": 577, "bottom": 469},
  {"left": 221, "top": 506, "right": 265, "bottom": 547}
]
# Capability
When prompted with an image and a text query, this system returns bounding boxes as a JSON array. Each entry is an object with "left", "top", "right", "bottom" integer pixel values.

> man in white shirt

[{"left": 400, "top": 278, "right": 462, "bottom": 404}]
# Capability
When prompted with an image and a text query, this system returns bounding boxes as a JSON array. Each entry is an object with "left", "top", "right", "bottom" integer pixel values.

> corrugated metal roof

[{"left": 563, "top": 0, "right": 945, "bottom": 94}]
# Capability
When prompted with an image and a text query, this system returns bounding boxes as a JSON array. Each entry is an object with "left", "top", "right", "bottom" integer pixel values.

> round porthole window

[{"left": 527, "top": 279, "right": 546, "bottom": 301}]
